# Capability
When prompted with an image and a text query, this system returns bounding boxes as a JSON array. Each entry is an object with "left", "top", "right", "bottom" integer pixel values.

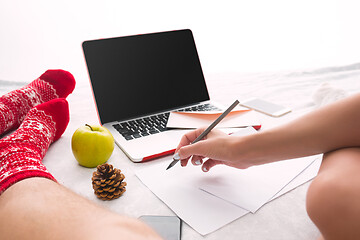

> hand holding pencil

[{"left": 167, "top": 100, "right": 253, "bottom": 172}]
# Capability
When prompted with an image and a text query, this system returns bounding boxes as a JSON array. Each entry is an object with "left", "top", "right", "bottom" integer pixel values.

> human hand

[{"left": 175, "top": 128, "right": 252, "bottom": 172}]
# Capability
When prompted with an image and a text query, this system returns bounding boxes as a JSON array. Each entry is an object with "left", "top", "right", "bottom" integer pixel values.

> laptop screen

[{"left": 82, "top": 29, "right": 210, "bottom": 124}]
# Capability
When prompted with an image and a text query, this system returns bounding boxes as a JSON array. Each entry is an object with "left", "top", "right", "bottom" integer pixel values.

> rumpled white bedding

[{"left": 1, "top": 62, "right": 360, "bottom": 240}]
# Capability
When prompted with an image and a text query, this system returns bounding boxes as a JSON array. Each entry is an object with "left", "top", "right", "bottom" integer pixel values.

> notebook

[{"left": 82, "top": 29, "right": 225, "bottom": 162}]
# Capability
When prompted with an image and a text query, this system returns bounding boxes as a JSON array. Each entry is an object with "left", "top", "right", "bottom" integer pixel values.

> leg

[
  {"left": 0, "top": 99, "right": 160, "bottom": 239},
  {"left": 0, "top": 98, "right": 69, "bottom": 192},
  {"left": 0, "top": 177, "right": 161, "bottom": 240},
  {"left": 0, "top": 69, "right": 75, "bottom": 136},
  {"left": 306, "top": 147, "right": 360, "bottom": 240}
]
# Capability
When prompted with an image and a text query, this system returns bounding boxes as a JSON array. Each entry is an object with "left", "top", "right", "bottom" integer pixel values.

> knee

[
  {"left": 306, "top": 148, "right": 360, "bottom": 239},
  {"left": 306, "top": 168, "right": 360, "bottom": 239},
  {"left": 307, "top": 149, "right": 356, "bottom": 221},
  {"left": 306, "top": 173, "right": 339, "bottom": 224}
]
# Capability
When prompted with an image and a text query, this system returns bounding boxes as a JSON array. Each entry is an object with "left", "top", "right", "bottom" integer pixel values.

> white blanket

[{"left": 1, "top": 62, "right": 360, "bottom": 239}]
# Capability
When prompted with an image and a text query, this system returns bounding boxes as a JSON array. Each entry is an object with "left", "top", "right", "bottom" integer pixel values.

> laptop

[{"left": 82, "top": 29, "right": 225, "bottom": 162}]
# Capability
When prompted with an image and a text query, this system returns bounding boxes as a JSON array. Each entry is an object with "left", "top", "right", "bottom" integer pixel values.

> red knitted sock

[
  {"left": 0, "top": 69, "right": 75, "bottom": 135},
  {"left": 0, "top": 98, "right": 69, "bottom": 193}
]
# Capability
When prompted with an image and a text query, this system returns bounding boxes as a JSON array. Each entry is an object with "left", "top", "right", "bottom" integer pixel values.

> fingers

[
  {"left": 178, "top": 141, "right": 206, "bottom": 159},
  {"left": 175, "top": 128, "right": 206, "bottom": 151},
  {"left": 201, "top": 159, "right": 224, "bottom": 172},
  {"left": 175, "top": 127, "right": 228, "bottom": 168},
  {"left": 178, "top": 140, "right": 221, "bottom": 169},
  {"left": 180, "top": 158, "right": 190, "bottom": 167},
  {"left": 179, "top": 141, "right": 206, "bottom": 167},
  {"left": 176, "top": 128, "right": 206, "bottom": 167},
  {"left": 182, "top": 157, "right": 224, "bottom": 172},
  {"left": 191, "top": 155, "right": 203, "bottom": 166},
  {"left": 180, "top": 156, "right": 202, "bottom": 167}
]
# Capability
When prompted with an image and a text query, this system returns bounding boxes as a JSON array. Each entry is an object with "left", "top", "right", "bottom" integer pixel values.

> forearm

[{"left": 236, "top": 93, "right": 360, "bottom": 165}]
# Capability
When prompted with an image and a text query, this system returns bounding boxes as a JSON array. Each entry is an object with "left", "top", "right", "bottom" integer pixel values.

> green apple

[{"left": 71, "top": 124, "right": 114, "bottom": 168}]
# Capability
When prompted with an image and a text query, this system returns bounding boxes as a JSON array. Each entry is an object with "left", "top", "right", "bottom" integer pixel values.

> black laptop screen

[{"left": 82, "top": 29, "right": 210, "bottom": 124}]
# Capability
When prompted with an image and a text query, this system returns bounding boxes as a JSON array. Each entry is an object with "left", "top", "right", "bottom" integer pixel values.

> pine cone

[{"left": 92, "top": 163, "right": 127, "bottom": 200}]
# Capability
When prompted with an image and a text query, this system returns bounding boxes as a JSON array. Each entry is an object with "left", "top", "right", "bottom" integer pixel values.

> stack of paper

[
  {"left": 135, "top": 128, "right": 321, "bottom": 235},
  {"left": 166, "top": 109, "right": 261, "bottom": 129}
]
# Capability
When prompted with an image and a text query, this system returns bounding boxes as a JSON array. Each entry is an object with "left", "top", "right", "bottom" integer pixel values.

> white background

[{"left": 0, "top": 0, "right": 359, "bottom": 82}]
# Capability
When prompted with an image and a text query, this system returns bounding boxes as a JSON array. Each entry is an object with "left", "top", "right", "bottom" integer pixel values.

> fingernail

[
  {"left": 203, "top": 166, "right": 208, "bottom": 172},
  {"left": 195, "top": 160, "right": 201, "bottom": 165},
  {"left": 173, "top": 152, "right": 180, "bottom": 161}
]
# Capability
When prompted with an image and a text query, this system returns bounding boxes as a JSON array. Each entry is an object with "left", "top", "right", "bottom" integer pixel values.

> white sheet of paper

[
  {"left": 135, "top": 156, "right": 321, "bottom": 235},
  {"left": 196, "top": 128, "right": 318, "bottom": 212},
  {"left": 199, "top": 156, "right": 317, "bottom": 213},
  {"left": 135, "top": 128, "right": 321, "bottom": 235},
  {"left": 135, "top": 159, "right": 250, "bottom": 235},
  {"left": 270, "top": 156, "right": 322, "bottom": 201},
  {"left": 166, "top": 110, "right": 261, "bottom": 129}
]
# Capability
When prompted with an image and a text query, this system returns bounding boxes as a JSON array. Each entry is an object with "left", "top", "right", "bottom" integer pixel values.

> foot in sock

[
  {"left": 0, "top": 98, "right": 69, "bottom": 193},
  {"left": 0, "top": 70, "right": 75, "bottom": 135}
]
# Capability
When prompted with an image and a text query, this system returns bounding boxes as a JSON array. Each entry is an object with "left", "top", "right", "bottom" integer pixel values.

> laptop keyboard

[{"left": 112, "top": 103, "right": 221, "bottom": 140}]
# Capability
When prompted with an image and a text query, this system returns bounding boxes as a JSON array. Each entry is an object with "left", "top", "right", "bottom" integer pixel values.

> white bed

[{"left": 1, "top": 62, "right": 359, "bottom": 239}]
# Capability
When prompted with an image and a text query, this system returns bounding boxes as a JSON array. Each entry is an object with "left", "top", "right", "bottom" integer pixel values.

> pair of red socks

[{"left": 0, "top": 70, "right": 75, "bottom": 193}]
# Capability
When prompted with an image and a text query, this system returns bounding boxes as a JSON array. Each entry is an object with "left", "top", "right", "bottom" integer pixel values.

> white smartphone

[{"left": 240, "top": 98, "right": 291, "bottom": 117}]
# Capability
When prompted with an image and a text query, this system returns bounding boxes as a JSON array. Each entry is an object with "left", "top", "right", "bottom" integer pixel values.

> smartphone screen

[
  {"left": 240, "top": 98, "right": 291, "bottom": 117},
  {"left": 139, "top": 215, "right": 181, "bottom": 240}
]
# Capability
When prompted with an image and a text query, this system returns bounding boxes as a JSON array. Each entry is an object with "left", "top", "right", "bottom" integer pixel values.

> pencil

[{"left": 166, "top": 99, "right": 240, "bottom": 170}]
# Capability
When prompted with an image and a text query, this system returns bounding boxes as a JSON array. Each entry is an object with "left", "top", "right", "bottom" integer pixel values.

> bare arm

[
  {"left": 242, "top": 93, "right": 360, "bottom": 163},
  {"left": 177, "top": 93, "right": 360, "bottom": 171}
]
